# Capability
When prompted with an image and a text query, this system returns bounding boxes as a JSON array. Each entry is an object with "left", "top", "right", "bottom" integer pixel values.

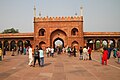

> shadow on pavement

[{"left": 44, "top": 63, "right": 51, "bottom": 66}]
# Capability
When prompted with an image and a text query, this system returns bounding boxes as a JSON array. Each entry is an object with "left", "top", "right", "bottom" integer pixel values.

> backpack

[{"left": 34, "top": 49, "right": 39, "bottom": 57}]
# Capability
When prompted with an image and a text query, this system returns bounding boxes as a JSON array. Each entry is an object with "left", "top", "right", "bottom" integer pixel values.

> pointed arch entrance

[
  {"left": 24, "top": 40, "right": 31, "bottom": 48},
  {"left": 4, "top": 40, "right": 9, "bottom": 51},
  {"left": 50, "top": 29, "right": 67, "bottom": 49},
  {"left": 102, "top": 40, "right": 108, "bottom": 48},
  {"left": 109, "top": 39, "right": 115, "bottom": 48},
  {"left": 95, "top": 40, "right": 100, "bottom": 50},
  {"left": 53, "top": 38, "right": 64, "bottom": 52},
  {"left": 10, "top": 40, "right": 16, "bottom": 51},
  {"left": 87, "top": 39, "right": 94, "bottom": 50},
  {"left": 17, "top": 40, "right": 23, "bottom": 47},
  {"left": 71, "top": 41, "right": 79, "bottom": 50}
]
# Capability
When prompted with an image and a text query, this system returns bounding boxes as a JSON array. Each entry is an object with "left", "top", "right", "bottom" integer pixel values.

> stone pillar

[
  {"left": 93, "top": 39, "right": 95, "bottom": 50},
  {"left": 1, "top": 41, "right": 4, "bottom": 49},
  {"left": 8, "top": 41, "right": 11, "bottom": 51},
  {"left": 22, "top": 40, "right": 24, "bottom": 46},
  {"left": 108, "top": 39, "right": 110, "bottom": 47},
  {"left": 100, "top": 40, "right": 103, "bottom": 48},
  {"left": 16, "top": 40, "right": 18, "bottom": 50},
  {"left": 115, "top": 39, "right": 118, "bottom": 48}
]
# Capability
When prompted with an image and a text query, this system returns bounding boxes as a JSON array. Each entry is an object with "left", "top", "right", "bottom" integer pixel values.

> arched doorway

[
  {"left": 10, "top": 40, "right": 16, "bottom": 51},
  {"left": 17, "top": 40, "right": 23, "bottom": 48},
  {"left": 24, "top": 40, "right": 31, "bottom": 48},
  {"left": 87, "top": 39, "right": 93, "bottom": 50},
  {"left": 53, "top": 38, "right": 64, "bottom": 52},
  {"left": 39, "top": 28, "right": 45, "bottom": 36},
  {"left": 102, "top": 40, "right": 108, "bottom": 48},
  {"left": 3, "top": 40, "right": 9, "bottom": 51},
  {"left": 50, "top": 29, "right": 67, "bottom": 48},
  {"left": 71, "top": 28, "right": 78, "bottom": 36},
  {"left": 95, "top": 40, "right": 100, "bottom": 50},
  {"left": 71, "top": 41, "right": 79, "bottom": 50},
  {"left": 109, "top": 39, "right": 115, "bottom": 48}
]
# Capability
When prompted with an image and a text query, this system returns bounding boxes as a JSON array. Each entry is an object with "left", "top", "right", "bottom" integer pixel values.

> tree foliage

[{"left": 1, "top": 28, "right": 19, "bottom": 34}]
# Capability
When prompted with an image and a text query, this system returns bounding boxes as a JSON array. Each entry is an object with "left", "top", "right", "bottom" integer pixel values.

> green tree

[{"left": 1, "top": 28, "right": 19, "bottom": 34}]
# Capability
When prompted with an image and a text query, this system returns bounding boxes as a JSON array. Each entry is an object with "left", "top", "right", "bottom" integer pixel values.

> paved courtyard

[{"left": 0, "top": 51, "right": 120, "bottom": 80}]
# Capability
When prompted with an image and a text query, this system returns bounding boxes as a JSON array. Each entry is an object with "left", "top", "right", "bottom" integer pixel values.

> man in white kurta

[
  {"left": 51, "top": 48, "right": 54, "bottom": 57},
  {"left": 28, "top": 46, "right": 33, "bottom": 66},
  {"left": 83, "top": 47, "right": 88, "bottom": 60}
]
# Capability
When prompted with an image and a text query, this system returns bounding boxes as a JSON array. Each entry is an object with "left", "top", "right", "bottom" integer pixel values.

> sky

[{"left": 0, "top": 0, "right": 120, "bottom": 33}]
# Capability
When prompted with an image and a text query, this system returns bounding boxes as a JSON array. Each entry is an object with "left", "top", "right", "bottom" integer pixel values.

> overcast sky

[{"left": 0, "top": 0, "right": 120, "bottom": 33}]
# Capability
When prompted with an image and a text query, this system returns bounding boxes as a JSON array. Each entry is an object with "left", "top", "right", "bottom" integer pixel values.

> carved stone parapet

[{"left": 34, "top": 16, "right": 83, "bottom": 22}]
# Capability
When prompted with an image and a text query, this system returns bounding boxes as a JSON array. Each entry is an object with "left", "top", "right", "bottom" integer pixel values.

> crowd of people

[
  {"left": 66, "top": 46, "right": 92, "bottom": 60},
  {"left": 0, "top": 45, "right": 120, "bottom": 67},
  {"left": 66, "top": 46, "right": 120, "bottom": 65},
  {"left": 0, "top": 45, "right": 45, "bottom": 67},
  {"left": 46, "top": 47, "right": 55, "bottom": 57},
  {"left": 28, "top": 45, "right": 44, "bottom": 67},
  {"left": 99, "top": 46, "right": 120, "bottom": 65}
]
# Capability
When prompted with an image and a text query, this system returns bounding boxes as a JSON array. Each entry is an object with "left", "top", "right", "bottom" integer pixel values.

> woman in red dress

[
  {"left": 88, "top": 47, "right": 92, "bottom": 60},
  {"left": 102, "top": 47, "right": 108, "bottom": 65}
]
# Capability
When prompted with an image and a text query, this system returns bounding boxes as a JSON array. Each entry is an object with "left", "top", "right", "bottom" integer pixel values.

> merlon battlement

[{"left": 34, "top": 16, "right": 83, "bottom": 22}]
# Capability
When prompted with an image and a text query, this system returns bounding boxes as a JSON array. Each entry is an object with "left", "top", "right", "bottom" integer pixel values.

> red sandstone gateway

[
  {"left": 0, "top": 16, "right": 120, "bottom": 51},
  {"left": 34, "top": 16, "right": 84, "bottom": 50},
  {"left": 0, "top": 1, "right": 120, "bottom": 51}
]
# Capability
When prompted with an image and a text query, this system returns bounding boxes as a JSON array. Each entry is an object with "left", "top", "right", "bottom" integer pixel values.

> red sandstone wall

[{"left": 34, "top": 16, "right": 84, "bottom": 49}]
